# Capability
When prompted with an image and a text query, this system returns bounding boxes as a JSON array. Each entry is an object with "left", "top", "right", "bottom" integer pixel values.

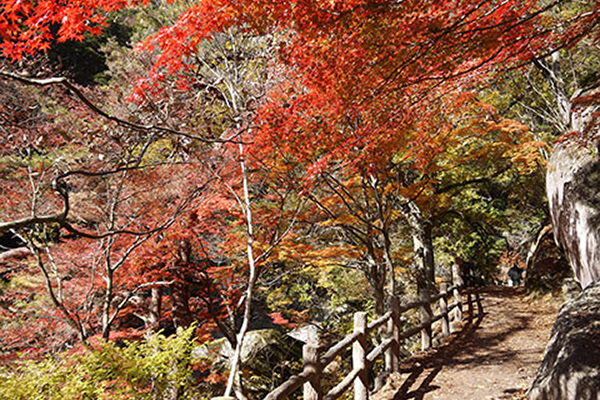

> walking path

[{"left": 373, "top": 287, "right": 560, "bottom": 400}]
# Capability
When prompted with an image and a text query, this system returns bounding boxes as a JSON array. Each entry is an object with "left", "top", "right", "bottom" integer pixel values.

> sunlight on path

[{"left": 373, "top": 287, "right": 559, "bottom": 400}]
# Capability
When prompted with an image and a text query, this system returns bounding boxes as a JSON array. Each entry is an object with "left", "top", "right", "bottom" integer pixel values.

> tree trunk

[
  {"left": 148, "top": 286, "right": 162, "bottom": 328},
  {"left": 223, "top": 140, "right": 257, "bottom": 400},
  {"left": 102, "top": 268, "right": 114, "bottom": 340},
  {"left": 402, "top": 201, "right": 436, "bottom": 293},
  {"left": 171, "top": 279, "right": 192, "bottom": 330},
  {"left": 369, "top": 173, "right": 396, "bottom": 296},
  {"left": 372, "top": 269, "right": 386, "bottom": 316},
  {"left": 382, "top": 232, "right": 396, "bottom": 296},
  {"left": 364, "top": 247, "right": 387, "bottom": 316},
  {"left": 171, "top": 240, "right": 193, "bottom": 330},
  {"left": 525, "top": 223, "right": 553, "bottom": 273}
]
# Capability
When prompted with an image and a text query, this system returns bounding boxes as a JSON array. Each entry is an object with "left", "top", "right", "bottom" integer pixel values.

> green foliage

[
  {"left": 0, "top": 327, "right": 209, "bottom": 400},
  {"left": 47, "top": 17, "right": 134, "bottom": 85},
  {"left": 263, "top": 260, "right": 374, "bottom": 333}
]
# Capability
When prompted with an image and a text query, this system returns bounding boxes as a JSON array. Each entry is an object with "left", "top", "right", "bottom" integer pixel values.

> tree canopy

[{"left": 1, "top": 0, "right": 599, "bottom": 397}]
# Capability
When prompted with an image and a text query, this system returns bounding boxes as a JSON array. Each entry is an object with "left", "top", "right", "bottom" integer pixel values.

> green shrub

[{"left": 0, "top": 327, "right": 211, "bottom": 400}]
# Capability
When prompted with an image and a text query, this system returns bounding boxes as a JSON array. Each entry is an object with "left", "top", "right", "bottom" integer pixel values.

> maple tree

[
  {"left": 1, "top": 0, "right": 600, "bottom": 396},
  {"left": 300, "top": 169, "right": 403, "bottom": 316},
  {"left": 0, "top": 51, "right": 220, "bottom": 353},
  {"left": 236, "top": 0, "right": 597, "bottom": 301},
  {"left": 0, "top": 21, "right": 302, "bottom": 396},
  {"left": 0, "top": 122, "right": 213, "bottom": 351},
  {"left": 281, "top": 91, "right": 545, "bottom": 314}
]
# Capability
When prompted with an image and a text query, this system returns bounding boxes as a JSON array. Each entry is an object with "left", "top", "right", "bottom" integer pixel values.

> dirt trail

[{"left": 373, "top": 287, "right": 560, "bottom": 400}]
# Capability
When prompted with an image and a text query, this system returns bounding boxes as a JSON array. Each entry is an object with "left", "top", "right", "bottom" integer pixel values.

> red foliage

[{"left": 268, "top": 312, "right": 295, "bottom": 328}]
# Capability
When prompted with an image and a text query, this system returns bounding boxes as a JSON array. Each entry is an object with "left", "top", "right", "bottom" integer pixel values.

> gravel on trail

[{"left": 372, "top": 286, "right": 560, "bottom": 400}]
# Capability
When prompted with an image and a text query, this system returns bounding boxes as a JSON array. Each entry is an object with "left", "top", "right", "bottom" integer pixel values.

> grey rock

[
  {"left": 193, "top": 329, "right": 285, "bottom": 362},
  {"left": 546, "top": 139, "right": 600, "bottom": 288},
  {"left": 287, "top": 324, "right": 320, "bottom": 344},
  {"left": 528, "top": 281, "right": 600, "bottom": 400}
]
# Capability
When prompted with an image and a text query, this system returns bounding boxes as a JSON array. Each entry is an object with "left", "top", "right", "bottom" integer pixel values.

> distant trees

[{"left": 0, "top": 70, "right": 213, "bottom": 349}]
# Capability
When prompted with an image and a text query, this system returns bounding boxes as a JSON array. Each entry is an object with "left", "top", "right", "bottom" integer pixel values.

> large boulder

[
  {"left": 529, "top": 137, "right": 600, "bottom": 400},
  {"left": 193, "top": 329, "right": 302, "bottom": 366},
  {"left": 194, "top": 329, "right": 302, "bottom": 397},
  {"left": 528, "top": 280, "right": 600, "bottom": 400},
  {"left": 546, "top": 139, "right": 600, "bottom": 288}
]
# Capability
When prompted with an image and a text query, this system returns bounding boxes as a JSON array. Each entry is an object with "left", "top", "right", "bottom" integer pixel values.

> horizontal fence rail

[{"left": 263, "top": 282, "right": 484, "bottom": 400}]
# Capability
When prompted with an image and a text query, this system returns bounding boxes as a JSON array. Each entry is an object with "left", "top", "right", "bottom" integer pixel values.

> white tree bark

[{"left": 223, "top": 140, "right": 256, "bottom": 400}]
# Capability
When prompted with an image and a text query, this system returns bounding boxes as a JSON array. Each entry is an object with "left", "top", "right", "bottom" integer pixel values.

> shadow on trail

[
  {"left": 389, "top": 286, "right": 532, "bottom": 400},
  {"left": 392, "top": 366, "right": 443, "bottom": 400}
]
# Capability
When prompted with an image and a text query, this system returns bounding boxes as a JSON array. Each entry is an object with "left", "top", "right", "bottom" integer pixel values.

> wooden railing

[{"left": 263, "top": 283, "right": 483, "bottom": 400}]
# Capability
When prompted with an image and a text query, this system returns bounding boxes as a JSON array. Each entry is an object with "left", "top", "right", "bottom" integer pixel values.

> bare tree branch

[{"left": 0, "top": 70, "right": 248, "bottom": 144}]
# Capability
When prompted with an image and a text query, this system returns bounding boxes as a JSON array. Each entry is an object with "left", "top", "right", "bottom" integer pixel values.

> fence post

[
  {"left": 452, "top": 264, "right": 463, "bottom": 324},
  {"left": 419, "top": 289, "right": 433, "bottom": 351},
  {"left": 439, "top": 283, "right": 450, "bottom": 338},
  {"left": 385, "top": 296, "right": 400, "bottom": 373},
  {"left": 303, "top": 344, "right": 322, "bottom": 400},
  {"left": 353, "top": 312, "right": 368, "bottom": 400},
  {"left": 467, "top": 292, "right": 473, "bottom": 323},
  {"left": 475, "top": 291, "right": 483, "bottom": 317}
]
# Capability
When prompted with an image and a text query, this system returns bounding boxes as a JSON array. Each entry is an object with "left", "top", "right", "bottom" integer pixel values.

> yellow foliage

[
  {"left": 319, "top": 213, "right": 361, "bottom": 227},
  {"left": 397, "top": 181, "right": 432, "bottom": 200},
  {"left": 383, "top": 182, "right": 398, "bottom": 196}
]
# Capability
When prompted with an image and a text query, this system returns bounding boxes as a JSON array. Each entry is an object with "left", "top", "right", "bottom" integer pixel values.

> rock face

[
  {"left": 546, "top": 139, "right": 600, "bottom": 288},
  {"left": 528, "top": 281, "right": 600, "bottom": 400},
  {"left": 530, "top": 138, "right": 600, "bottom": 400}
]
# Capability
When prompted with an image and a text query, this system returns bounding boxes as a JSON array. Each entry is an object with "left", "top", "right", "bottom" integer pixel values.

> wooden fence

[{"left": 263, "top": 283, "right": 483, "bottom": 400}]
